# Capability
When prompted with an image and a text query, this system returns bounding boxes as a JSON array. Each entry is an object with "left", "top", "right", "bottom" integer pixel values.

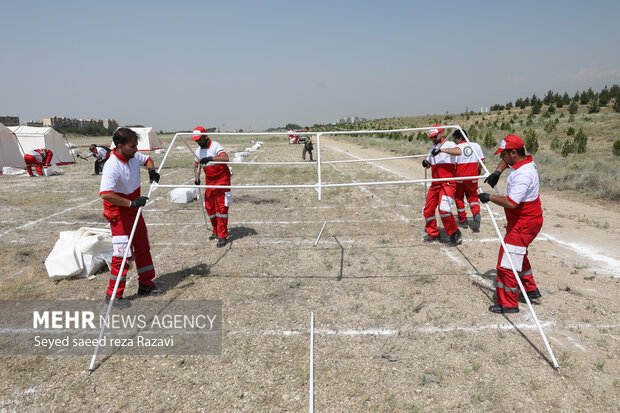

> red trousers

[
  {"left": 423, "top": 183, "right": 457, "bottom": 237},
  {"left": 496, "top": 223, "right": 542, "bottom": 308},
  {"left": 105, "top": 209, "right": 155, "bottom": 298},
  {"left": 205, "top": 187, "right": 230, "bottom": 238},
  {"left": 24, "top": 154, "right": 44, "bottom": 176},
  {"left": 455, "top": 180, "right": 480, "bottom": 223}
]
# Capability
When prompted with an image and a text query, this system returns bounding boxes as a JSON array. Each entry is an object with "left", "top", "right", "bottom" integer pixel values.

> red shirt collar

[
  {"left": 113, "top": 148, "right": 129, "bottom": 164},
  {"left": 510, "top": 155, "right": 533, "bottom": 170}
]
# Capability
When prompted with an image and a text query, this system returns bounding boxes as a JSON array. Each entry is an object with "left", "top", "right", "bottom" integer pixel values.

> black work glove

[
  {"left": 484, "top": 170, "right": 502, "bottom": 188},
  {"left": 148, "top": 168, "right": 160, "bottom": 183},
  {"left": 478, "top": 193, "right": 491, "bottom": 204},
  {"left": 194, "top": 177, "right": 200, "bottom": 185},
  {"left": 199, "top": 156, "right": 213, "bottom": 165},
  {"left": 130, "top": 196, "right": 149, "bottom": 208},
  {"left": 431, "top": 147, "right": 442, "bottom": 156},
  {"left": 422, "top": 159, "right": 430, "bottom": 168}
]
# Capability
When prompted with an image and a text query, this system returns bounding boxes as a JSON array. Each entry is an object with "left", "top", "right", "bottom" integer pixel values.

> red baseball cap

[
  {"left": 191, "top": 126, "right": 207, "bottom": 141},
  {"left": 428, "top": 124, "right": 444, "bottom": 138},
  {"left": 494, "top": 134, "right": 524, "bottom": 155}
]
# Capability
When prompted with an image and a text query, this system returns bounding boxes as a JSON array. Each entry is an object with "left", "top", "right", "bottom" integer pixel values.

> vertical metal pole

[
  {"left": 309, "top": 312, "right": 314, "bottom": 413},
  {"left": 316, "top": 133, "right": 322, "bottom": 201},
  {"left": 182, "top": 137, "right": 210, "bottom": 233}
]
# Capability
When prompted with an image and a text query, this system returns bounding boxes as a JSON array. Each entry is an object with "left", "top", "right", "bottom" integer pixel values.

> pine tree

[
  {"left": 568, "top": 100, "right": 579, "bottom": 115},
  {"left": 573, "top": 129, "right": 587, "bottom": 153}
]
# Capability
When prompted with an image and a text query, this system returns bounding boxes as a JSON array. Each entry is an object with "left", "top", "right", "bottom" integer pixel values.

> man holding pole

[
  {"left": 453, "top": 129, "right": 485, "bottom": 232},
  {"left": 421, "top": 125, "right": 463, "bottom": 246},
  {"left": 478, "top": 134, "right": 543, "bottom": 314},
  {"left": 100, "top": 128, "right": 161, "bottom": 301},
  {"left": 192, "top": 126, "right": 231, "bottom": 248}
]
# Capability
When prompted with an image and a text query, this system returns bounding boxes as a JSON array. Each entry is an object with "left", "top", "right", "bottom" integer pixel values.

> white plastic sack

[
  {"left": 44, "top": 165, "right": 64, "bottom": 176},
  {"left": 155, "top": 149, "right": 165, "bottom": 154},
  {"left": 65, "top": 142, "right": 76, "bottom": 148},
  {"left": 70, "top": 149, "right": 82, "bottom": 156},
  {"left": 2, "top": 166, "right": 26, "bottom": 175},
  {"left": 170, "top": 187, "right": 198, "bottom": 204},
  {"left": 45, "top": 227, "right": 113, "bottom": 280}
]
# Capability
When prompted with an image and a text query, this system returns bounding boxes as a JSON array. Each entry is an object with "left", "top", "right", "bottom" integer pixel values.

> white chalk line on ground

[{"left": 226, "top": 322, "right": 620, "bottom": 337}]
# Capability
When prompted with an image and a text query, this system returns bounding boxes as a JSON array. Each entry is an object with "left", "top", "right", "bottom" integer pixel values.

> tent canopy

[
  {"left": 0, "top": 122, "right": 26, "bottom": 169},
  {"left": 111, "top": 127, "right": 162, "bottom": 151},
  {"left": 9, "top": 125, "right": 75, "bottom": 165}
]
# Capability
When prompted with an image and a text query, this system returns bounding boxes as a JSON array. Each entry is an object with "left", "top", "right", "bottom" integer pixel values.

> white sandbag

[
  {"left": 44, "top": 165, "right": 64, "bottom": 176},
  {"left": 65, "top": 142, "right": 76, "bottom": 148},
  {"left": 176, "top": 146, "right": 186, "bottom": 151},
  {"left": 2, "top": 166, "right": 26, "bottom": 175},
  {"left": 170, "top": 187, "right": 198, "bottom": 203},
  {"left": 155, "top": 149, "right": 165, "bottom": 154},
  {"left": 70, "top": 149, "right": 82, "bottom": 156},
  {"left": 45, "top": 227, "right": 113, "bottom": 280}
]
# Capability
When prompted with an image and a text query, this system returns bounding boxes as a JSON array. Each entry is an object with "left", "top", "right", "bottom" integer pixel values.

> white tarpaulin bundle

[
  {"left": 45, "top": 227, "right": 113, "bottom": 280},
  {"left": 170, "top": 187, "right": 198, "bottom": 203}
]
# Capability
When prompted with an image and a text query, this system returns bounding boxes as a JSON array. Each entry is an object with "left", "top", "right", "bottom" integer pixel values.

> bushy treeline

[
  {"left": 55, "top": 124, "right": 116, "bottom": 136},
  {"left": 490, "top": 84, "right": 620, "bottom": 114}
]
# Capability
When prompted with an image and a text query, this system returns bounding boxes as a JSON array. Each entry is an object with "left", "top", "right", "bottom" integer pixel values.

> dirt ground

[{"left": 0, "top": 135, "right": 619, "bottom": 412}]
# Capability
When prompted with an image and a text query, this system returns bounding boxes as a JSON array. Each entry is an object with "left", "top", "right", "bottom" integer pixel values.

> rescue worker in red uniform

[
  {"left": 479, "top": 135, "right": 543, "bottom": 314},
  {"left": 422, "top": 125, "right": 463, "bottom": 245},
  {"left": 453, "top": 129, "right": 485, "bottom": 232},
  {"left": 192, "top": 126, "right": 232, "bottom": 248},
  {"left": 99, "top": 128, "right": 161, "bottom": 302},
  {"left": 82, "top": 144, "right": 111, "bottom": 175},
  {"left": 24, "top": 148, "right": 53, "bottom": 176}
]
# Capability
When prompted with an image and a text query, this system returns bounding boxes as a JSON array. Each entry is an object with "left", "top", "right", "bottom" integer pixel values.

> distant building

[
  {"left": 0, "top": 116, "right": 19, "bottom": 126},
  {"left": 43, "top": 116, "right": 118, "bottom": 129},
  {"left": 24, "top": 120, "right": 44, "bottom": 126},
  {"left": 103, "top": 119, "right": 119, "bottom": 130},
  {"left": 336, "top": 116, "right": 366, "bottom": 124}
]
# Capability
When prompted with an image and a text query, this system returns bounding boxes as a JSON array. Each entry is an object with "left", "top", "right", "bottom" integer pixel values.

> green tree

[
  {"left": 566, "top": 126, "right": 575, "bottom": 136},
  {"left": 613, "top": 140, "right": 620, "bottom": 156},
  {"left": 482, "top": 130, "right": 496, "bottom": 149},
  {"left": 613, "top": 98, "right": 620, "bottom": 113},
  {"left": 568, "top": 100, "right": 579, "bottom": 115},
  {"left": 573, "top": 129, "right": 587, "bottom": 153},
  {"left": 561, "top": 140, "right": 573, "bottom": 158},
  {"left": 588, "top": 97, "right": 600, "bottom": 113},
  {"left": 523, "top": 128, "right": 539, "bottom": 154},
  {"left": 543, "top": 90, "right": 555, "bottom": 105},
  {"left": 531, "top": 100, "right": 542, "bottom": 115},
  {"left": 599, "top": 86, "right": 611, "bottom": 106},
  {"left": 550, "top": 137, "right": 562, "bottom": 152},
  {"left": 543, "top": 120, "right": 556, "bottom": 134},
  {"left": 561, "top": 92, "right": 571, "bottom": 106},
  {"left": 546, "top": 104, "right": 556, "bottom": 114}
]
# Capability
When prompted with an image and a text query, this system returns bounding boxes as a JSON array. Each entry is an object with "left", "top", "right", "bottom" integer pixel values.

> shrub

[
  {"left": 546, "top": 104, "right": 556, "bottom": 114},
  {"left": 543, "top": 120, "right": 556, "bottom": 134},
  {"left": 482, "top": 130, "right": 496, "bottom": 149},
  {"left": 613, "top": 140, "right": 620, "bottom": 156},
  {"left": 588, "top": 98, "right": 600, "bottom": 113},
  {"left": 568, "top": 114, "right": 575, "bottom": 123},
  {"left": 567, "top": 126, "right": 575, "bottom": 136},
  {"left": 531, "top": 101, "right": 542, "bottom": 115},
  {"left": 568, "top": 101, "right": 579, "bottom": 115},
  {"left": 561, "top": 140, "right": 573, "bottom": 157},
  {"left": 550, "top": 137, "right": 562, "bottom": 152},
  {"left": 573, "top": 129, "right": 587, "bottom": 153},
  {"left": 613, "top": 98, "right": 620, "bottom": 113},
  {"left": 523, "top": 129, "right": 539, "bottom": 154},
  {"left": 500, "top": 121, "right": 511, "bottom": 130}
]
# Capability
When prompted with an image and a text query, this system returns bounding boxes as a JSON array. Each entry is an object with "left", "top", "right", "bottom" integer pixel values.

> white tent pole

[
  {"left": 316, "top": 133, "right": 322, "bottom": 201},
  {"left": 309, "top": 312, "right": 314, "bottom": 413},
  {"left": 314, "top": 222, "right": 327, "bottom": 247}
]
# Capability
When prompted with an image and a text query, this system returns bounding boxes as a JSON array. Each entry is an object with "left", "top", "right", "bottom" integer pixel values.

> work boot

[
  {"left": 423, "top": 234, "right": 440, "bottom": 243},
  {"left": 209, "top": 233, "right": 218, "bottom": 241},
  {"left": 137, "top": 283, "right": 164, "bottom": 297},
  {"left": 518, "top": 288, "right": 542, "bottom": 303},
  {"left": 457, "top": 220, "right": 469, "bottom": 229},
  {"left": 105, "top": 294, "right": 131, "bottom": 308},
  {"left": 470, "top": 214, "right": 481, "bottom": 232},
  {"left": 447, "top": 230, "right": 462, "bottom": 246},
  {"left": 217, "top": 238, "right": 228, "bottom": 248},
  {"left": 488, "top": 305, "right": 519, "bottom": 314}
]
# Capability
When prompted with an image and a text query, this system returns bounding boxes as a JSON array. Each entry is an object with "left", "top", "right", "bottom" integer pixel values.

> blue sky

[{"left": 2, "top": 0, "right": 619, "bottom": 131}]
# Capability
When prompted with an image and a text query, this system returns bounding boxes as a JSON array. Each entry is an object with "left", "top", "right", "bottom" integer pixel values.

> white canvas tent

[
  {"left": 0, "top": 122, "right": 26, "bottom": 170},
  {"left": 111, "top": 127, "right": 162, "bottom": 151},
  {"left": 9, "top": 125, "right": 75, "bottom": 165}
]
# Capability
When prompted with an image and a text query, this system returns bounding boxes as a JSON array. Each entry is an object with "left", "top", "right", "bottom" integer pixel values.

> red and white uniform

[
  {"left": 99, "top": 149, "right": 155, "bottom": 298},
  {"left": 195, "top": 140, "right": 231, "bottom": 239},
  {"left": 86, "top": 146, "right": 111, "bottom": 161},
  {"left": 423, "top": 140, "right": 458, "bottom": 237},
  {"left": 454, "top": 141, "right": 485, "bottom": 223},
  {"left": 287, "top": 129, "right": 295, "bottom": 144},
  {"left": 24, "top": 149, "right": 53, "bottom": 176},
  {"left": 496, "top": 155, "right": 543, "bottom": 308}
]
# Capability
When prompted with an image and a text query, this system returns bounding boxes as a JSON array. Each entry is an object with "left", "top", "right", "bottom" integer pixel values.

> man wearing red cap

[
  {"left": 453, "top": 129, "right": 485, "bottom": 232},
  {"left": 192, "top": 126, "right": 231, "bottom": 247},
  {"left": 24, "top": 148, "right": 53, "bottom": 176},
  {"left": 478, "top": 135, "right": 543, "bottom": 314},
  {"left": 421, "top": 125, "right": 463, "bottom": 245}
]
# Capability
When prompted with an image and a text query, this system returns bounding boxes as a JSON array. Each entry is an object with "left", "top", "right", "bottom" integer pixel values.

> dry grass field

[{"left": 1, "top": 132, "right": 619, "bottom": 412}]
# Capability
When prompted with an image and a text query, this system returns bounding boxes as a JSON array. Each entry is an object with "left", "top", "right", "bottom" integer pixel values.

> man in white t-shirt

[
  {"left": 24, "top": 148, "right": 53, "bottom": 176},
  {"left": 478, "top": 135, "right": 543, "bottom": 314},
  {"left": 453, "top": 129, "right": 485, "bottom": 232},
  {"left": 421, "top": 125, "right": 463, "bottom": 246},
  {"left": 81, "top": 144, "right": 111, "bottom": 175},
  {"left": 192, "top": 126, "right": 232, "bottom": 248},
  {"left": 100, "top": 128, "right": 161, "bottom": 301}
]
